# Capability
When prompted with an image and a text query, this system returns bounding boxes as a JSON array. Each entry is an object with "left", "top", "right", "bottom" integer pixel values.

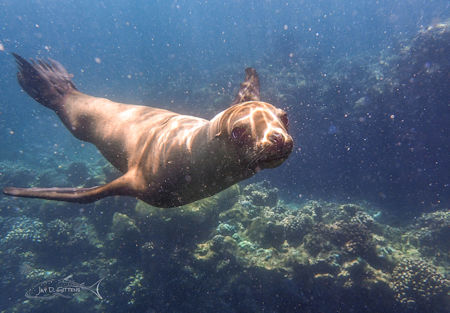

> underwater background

[{"left": 0, "top": 0, "right": 448, "bottom": 312}]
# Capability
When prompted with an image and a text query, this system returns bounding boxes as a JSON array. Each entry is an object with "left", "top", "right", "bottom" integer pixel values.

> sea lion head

[{"left": 216, "top": 101, "right": 293, "bottom": 171}]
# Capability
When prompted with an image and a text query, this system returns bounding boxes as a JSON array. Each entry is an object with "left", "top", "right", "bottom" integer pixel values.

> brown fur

[{"left": 3, "top": 55, "right": 293, "bottom": 208}]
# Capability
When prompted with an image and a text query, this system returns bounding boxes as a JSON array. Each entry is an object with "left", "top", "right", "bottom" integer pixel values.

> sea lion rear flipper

[
  {"left": 12, "top": 53, "right": 77, "bottom": 110},
  {"left": 3, "top": 175, "right": 133, "bottom": 203},
  {"left": 231, "top": 67, "right": 260, "bottom": 105}
]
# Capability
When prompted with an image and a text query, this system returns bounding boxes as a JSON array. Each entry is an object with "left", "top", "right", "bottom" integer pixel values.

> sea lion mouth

[
  {"left": 260, "top": 153, "right": 290, "bottom": 165},
  {"left": 248, "top": 151, "right": 290, "bottom": 170}
]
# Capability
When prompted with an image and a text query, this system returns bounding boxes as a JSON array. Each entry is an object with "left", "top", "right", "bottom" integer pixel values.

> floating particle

[
  {"left": 94, "top": 57, "right": 101, "bottom": 64},
  {"left": 283, "top": 24, "right": 288, "bottom": 30},
  {"left": 328, "top": 124, "right": 337, "bottom": 135},
  {"left": 0, "top": 43, "right": 4, "bottom": 51}
]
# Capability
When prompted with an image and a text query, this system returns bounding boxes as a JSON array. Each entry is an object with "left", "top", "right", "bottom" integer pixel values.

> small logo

[{"left": 25, "top": 275, "right": 104, "bottom": 300}]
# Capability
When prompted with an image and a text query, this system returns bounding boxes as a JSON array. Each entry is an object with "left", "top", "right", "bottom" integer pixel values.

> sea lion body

[{"left": 4, "top": 55, "right": 293, "bottom": 208}]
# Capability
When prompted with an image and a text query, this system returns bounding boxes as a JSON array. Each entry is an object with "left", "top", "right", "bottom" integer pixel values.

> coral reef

[
  {"left": 0, "top": 161, "right": 36, "bottom": 189},
  {"left": 66, "top": 162, "right": 90, "bottom": 186},
  {"left": 403, "top": 210, "right": 449, "bottom": 264},
  {"left": 1, "top": 175, "right": 449, "bottom": 313},
  {"left": 391, "top": 258, "right": 449, "bottom": 311},
  {"left": 241, "top": 180, "right": 279, "bottom": 208},
  {"left": 1, "top": 216, "right": 45, "bottom": 248}
]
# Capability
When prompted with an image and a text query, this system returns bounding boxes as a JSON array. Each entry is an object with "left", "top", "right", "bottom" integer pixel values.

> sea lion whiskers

[{"left": 248, "top": 145, "right": 270, "bottom": 169}]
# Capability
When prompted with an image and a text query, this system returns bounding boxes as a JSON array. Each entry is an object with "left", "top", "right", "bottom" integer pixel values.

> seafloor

[
  {"left": 0, "top": 177, "right": 448, "bottom": 312},
  {"left": 0, "top": 21, "right": 449, "bottom": 313}
]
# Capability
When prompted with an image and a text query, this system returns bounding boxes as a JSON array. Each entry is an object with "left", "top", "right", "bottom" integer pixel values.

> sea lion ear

[{"left": 231, "top": 67, "right": 260, "bottom": 106}]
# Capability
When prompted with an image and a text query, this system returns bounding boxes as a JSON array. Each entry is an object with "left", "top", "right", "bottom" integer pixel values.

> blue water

[
  {"left": 1, "top": 0, "right": 447, "bottom": 208},
  {"left": 0, "top": 1, "right": 448, "bottom": 312}
]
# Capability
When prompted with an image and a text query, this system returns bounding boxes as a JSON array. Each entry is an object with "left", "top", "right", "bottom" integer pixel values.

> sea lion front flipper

[
  {"left": 231, "top": 67, "right": 260, "bottom": 105},
  {"left": 3, "top": 175, "right": 134, "bottom": 203}
]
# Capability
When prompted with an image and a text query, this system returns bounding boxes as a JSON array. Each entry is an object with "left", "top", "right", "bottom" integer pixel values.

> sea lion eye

[
  {"left": 280, "top": 113, "right": 289, "bottom": 129},
  {"left": 232, "top": 126, "right": 245, "bottom": 140},
  {"left": 231, "top": 126, "right": 249, "bottom": 144}
]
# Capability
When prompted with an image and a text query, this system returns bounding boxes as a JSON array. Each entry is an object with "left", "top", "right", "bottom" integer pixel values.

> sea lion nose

[{"left": 269, "top": 132, "right": 285, "bottom": 149}]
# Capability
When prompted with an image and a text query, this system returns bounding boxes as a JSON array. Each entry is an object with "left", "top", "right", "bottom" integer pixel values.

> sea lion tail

[{"left": 12, "top": 53, "right": 77, "bottom": 110}]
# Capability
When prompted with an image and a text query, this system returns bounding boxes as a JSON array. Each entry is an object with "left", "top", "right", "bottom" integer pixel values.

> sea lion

[{"left": 3, "top": 54, "right": 293, "bottom": 208}]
